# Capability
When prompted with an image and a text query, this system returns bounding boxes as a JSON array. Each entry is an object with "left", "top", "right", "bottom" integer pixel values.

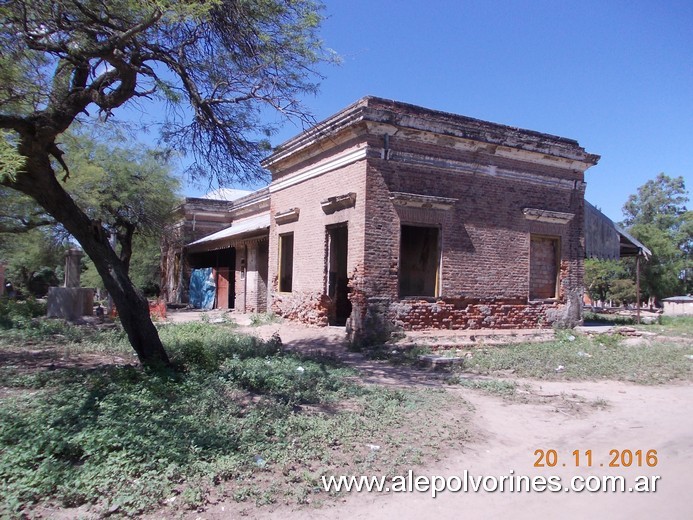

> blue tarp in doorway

[{"left": 189, "top": 268, "right": 216, "bottom": 309}]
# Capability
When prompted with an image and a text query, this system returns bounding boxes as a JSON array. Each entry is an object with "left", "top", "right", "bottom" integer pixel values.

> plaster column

[{"left": 64, "top": 248, "right": 84, "bottom": 288}]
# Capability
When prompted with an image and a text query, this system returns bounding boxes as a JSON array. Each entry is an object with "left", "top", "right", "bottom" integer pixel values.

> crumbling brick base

[
  {"left": 271, "top": 291, "right": 330, "bottom": 326},
  {"left": 391, "top": 297, "right": 570, "bottom": 331}
]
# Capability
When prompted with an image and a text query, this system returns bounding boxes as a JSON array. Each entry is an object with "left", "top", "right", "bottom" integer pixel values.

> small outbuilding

[{"left": 662, "top": 296, "right": 693, "bottom": 317}]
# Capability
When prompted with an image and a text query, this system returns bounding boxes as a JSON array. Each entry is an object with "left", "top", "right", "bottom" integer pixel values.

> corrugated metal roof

[
  {"left": 186, "top": 213, "right": 270, "bottom": 249},
  {"left": 584, "top": 201, "right": 652, "bottom": 259},
  {"left": 616, "top": 226, "right": 652, "bottom": 259}
]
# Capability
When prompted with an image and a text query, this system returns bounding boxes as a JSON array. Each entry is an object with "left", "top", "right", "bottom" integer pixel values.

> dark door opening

[
  {"left": 399, "top": 225, "right": 440, "bottom": 297},
  {"left": 257, "top": 241, "right": 269, "bottom": 313},
  {"left": 327, "top": 225, "right": 351, "bottom": 326}
]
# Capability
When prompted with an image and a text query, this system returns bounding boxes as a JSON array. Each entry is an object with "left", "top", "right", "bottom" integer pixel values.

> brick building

[{"left": 162, "top": 96, "right": 604, "bottom": 342}]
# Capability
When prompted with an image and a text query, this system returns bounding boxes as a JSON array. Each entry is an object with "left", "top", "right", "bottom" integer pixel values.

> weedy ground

[
  {"left": 0, "top": 301, "right": 690, "bottom": 518},
  {"left": 452, "top": 323, "right": 692, "bottom": 385},
  {"left": 0, "top": 301, "right": 464, "bottom": 518}
]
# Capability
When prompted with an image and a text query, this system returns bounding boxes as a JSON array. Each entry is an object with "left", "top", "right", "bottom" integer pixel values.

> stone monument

[{"left": 47, "top": 248, "right": 94, "bottom": 320}]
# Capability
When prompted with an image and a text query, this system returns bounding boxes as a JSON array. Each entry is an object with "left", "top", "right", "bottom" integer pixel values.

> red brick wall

[
  {"left": 265, "top": 117, "right": 588, "bottom": 338},
  {"left": 361, "top": 135, "right": 585, "bottom": 336},
  {"left": 268, "top": 142, "right": 368, "bottom": 325},
  {"left": 393, "top": 298, "right": 561, "bottom": 330}
]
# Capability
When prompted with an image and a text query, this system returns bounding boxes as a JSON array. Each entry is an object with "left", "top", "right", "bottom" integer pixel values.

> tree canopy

[
  {"left": 622, "top": 173, "right": 692, "bottom": 301},
  {"left": 1, "top": 128, "right": 179, "bottom": 297},
  {"left": 584, "top": 259, "right": 628, "bottom": 304},
  {"left": 61, "top": 128, "right": 180, "bottom": 271},
  {"left": 0, "top": 0, "right": 330, "bottom": 184},
  {"left": 0, "top": 0, "right": 331, "bottom": 366}
]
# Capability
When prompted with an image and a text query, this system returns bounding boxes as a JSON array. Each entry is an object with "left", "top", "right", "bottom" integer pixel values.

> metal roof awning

[
  {"left": 584, "top": 201, "right": 651, "bottom": 260},
  {"left": 616, "top": 226, "right": 652, "bottom": 259},
  {"left": 186, "top": 212, "right": 270, "bottom": 252}
]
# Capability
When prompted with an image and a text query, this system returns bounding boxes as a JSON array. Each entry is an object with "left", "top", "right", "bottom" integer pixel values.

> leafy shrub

[
  {"left": 160, "top": 322, "right": 281, "bottom": 371},
  {"left": 219, "top": 355, "right": 352, "bottom": 405},
  {"left": 0, "top": 324, "right": 439, "bottom": 517},
  {"left": 0, "top": 298, "right": 47, "bottom": 329}
]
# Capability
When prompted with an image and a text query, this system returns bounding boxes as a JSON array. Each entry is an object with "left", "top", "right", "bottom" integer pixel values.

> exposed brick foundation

[
  {"left": 392, "top": 298, "right": 561, "bottom": 331},
  {"left": 271, "top": 290, "right": 330, "bottom": 326}
]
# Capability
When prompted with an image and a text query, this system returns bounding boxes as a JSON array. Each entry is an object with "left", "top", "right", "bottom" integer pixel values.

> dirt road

[
  {"left": 170, "top": 313, "right": 693, "bottom": 519},
  {"left": 234, "top": 318, "right": 693, "bottom": 520},
  {"left": 295, "top": 380, "right": 692, "bottom": 520}
]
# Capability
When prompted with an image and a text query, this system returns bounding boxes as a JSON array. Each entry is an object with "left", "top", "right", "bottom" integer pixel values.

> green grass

[
  {"left": 583, "top": 311, "right": 637, "bottom": 325},
  {"left": 445, "top": 376, "right": 518, "bottom": 397},
  {"left": 459, "top": 330, "right": 692, "bottom": 384},
  {"left": 657, "top": 315, "right": 693, "bottom": 333},
  {"left": 0, "top": 321, "right": 456, "bottom": 518},
  {"left": 248, "top": 312, "right": 283, "bottom": 327}
]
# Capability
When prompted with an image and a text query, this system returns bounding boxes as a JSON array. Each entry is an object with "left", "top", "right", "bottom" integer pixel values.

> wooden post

[{"left": 636, "top": 254, "right": 641, "bottom": 325}]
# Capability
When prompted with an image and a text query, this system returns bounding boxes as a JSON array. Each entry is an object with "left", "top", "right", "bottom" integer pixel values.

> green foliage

[
  {"left": 623, "top": 173, "right": 688, "bottom": 230},
  {"left": 582, "top": 311, "right": 636, "bottom": 325},
  {"left": 0, "top": 0, "right": 333, "bottom": 184},
  {"left": 80, "top": 228, "right": 167, "bottom": 294},
  {"left": 652, "top": 316, "right": 693, "bottom": 335},
  {"left": 0, "top": 298, "right": 46, "bottom": 329},
  {"left": 0, "top": 228, "right": 66, "bottom": 296},
  {"left": 0, "top": 323, "right": 449, "bottom": 516},
  {"left": 0, "top": 131, "right": 24, "bottom": 182},
  {"left": 584, "top": 259, "right": 629, "bottom": 303},
  {"left": 61, "top": 128, "right": 180, "bottom": 241},
  {"left": 460, "top": 331, "right": 692, "bottom": 384},
  {"left": 608, "top": 278, "right": 636, "bottom": 305},
  {"left": 1, "top": 0, "right": 333, "bottom": 363},
  {"left": 0, "top": 186, "right": 52, "bottom": 233},
  {"left": 219, "top": 356, "right": 351, "bottom": 405},
  {"left": 1, "top": 126, "right": 179, "bottom": 296},
  {"left": 622, "top": 173, "right": 691, "bottom": 301},
  {"left": 628, "top": 223, "right": 689, "bottom": 301}
]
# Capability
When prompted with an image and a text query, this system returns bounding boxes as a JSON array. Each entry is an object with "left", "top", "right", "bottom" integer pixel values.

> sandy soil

[
  {"left": 287, "top": 381, "right": 693, "bottom": 520},
  {"left": 174, "top": 314, "right": 692, "bottom": 520},
  {"left": 15, "top": 311, "right": 690, "bottom": 519}
]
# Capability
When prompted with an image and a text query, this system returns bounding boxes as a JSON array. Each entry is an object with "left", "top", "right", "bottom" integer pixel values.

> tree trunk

[{"left": 6, "top": 146, "right": 170, "bottom": 367}]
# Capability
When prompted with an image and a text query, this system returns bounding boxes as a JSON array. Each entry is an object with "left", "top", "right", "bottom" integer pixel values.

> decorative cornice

[
  {"left": 321, "top": 193, "right": 357, "bottom": 214},
  {"left": 274, "top": 208, "right": 300, "bottom": 225},
  {"left": 522, "top": 208, "right": 575, "bottom": 224},
  {"left": 390, "top": 150, "right": 584, "bottom": 191},
  {"left": 262, "top": 96, "right": 600, "bottom": 173},
  {"left": 390, "top": 192, "right": 458, "bottom": 210},
  {"left": 269, "top": 147, "right": 370, "bottom": 194}
]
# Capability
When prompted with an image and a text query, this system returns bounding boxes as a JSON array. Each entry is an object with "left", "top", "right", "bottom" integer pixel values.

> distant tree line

[{"left": 585, "top": 173, "right": 692, "bottom": 307}]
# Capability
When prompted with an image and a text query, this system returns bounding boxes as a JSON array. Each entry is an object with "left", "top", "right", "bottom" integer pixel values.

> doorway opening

[
  {"left": 326, "top": 225, "right": 351, "bottom": 325},
  {"left": 187, "top": 248, "right": 236, "bottom": 309}
]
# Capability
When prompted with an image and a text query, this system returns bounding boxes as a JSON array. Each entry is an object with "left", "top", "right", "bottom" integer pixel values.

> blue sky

[{"left": 188, "top": 0, "right": 692, "bottom": 223}]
